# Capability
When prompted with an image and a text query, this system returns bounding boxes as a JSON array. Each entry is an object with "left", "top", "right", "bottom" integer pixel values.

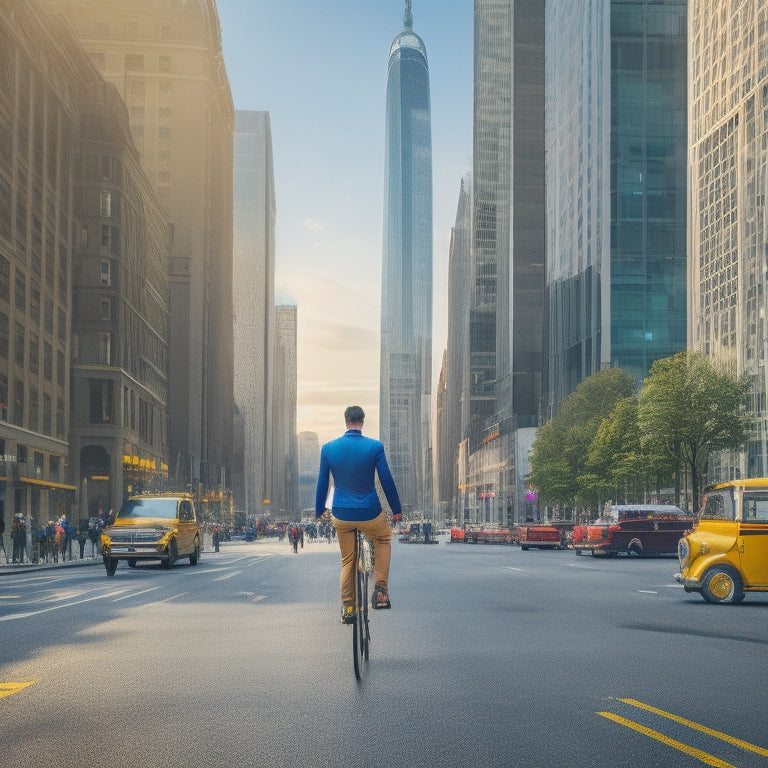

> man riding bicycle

[{"left": 315, "top": 406, "right": 402, "bottom": 623}]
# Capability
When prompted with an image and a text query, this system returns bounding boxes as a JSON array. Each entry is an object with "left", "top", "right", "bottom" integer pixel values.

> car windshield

[
  {"left": 699, "top": 491, "right": 735, "bottom": 520},
  {"left": 117, "top": 498, "right": 178, "bottom": 520}
]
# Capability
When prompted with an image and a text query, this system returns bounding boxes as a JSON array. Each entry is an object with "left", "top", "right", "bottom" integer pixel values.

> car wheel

[
  {"left": 104, "top": 557, "right": 118, "bottom": 577},
  {"left": 701, "top": 565, "right": 744, "bottom": 604},
  {"left": 189, "top": 538, "right": 200, "bottom": 565},
  {"left": 162, "top": 539, "right": 178, "bottom": 569},
  {"left": 628, "top": 540, "right": 643, "bottom": 557}
]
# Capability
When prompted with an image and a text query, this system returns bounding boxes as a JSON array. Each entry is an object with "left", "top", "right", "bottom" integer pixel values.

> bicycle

[{"left": 352, "top": 528, "right": 373, "bottom": 680}]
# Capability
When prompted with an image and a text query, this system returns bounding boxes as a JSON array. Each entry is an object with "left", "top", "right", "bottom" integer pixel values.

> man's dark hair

[{"left": 344, "top": 405, "right": 365, "bottom": 423}]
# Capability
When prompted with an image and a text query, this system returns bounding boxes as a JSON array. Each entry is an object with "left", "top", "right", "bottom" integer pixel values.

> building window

[
  {"left": 29, "top": 334, "right": 38, "bottom": 375},
  {"left": 89, "top": 379, "right": 112, "bottom": 423},
  {"left": 14, "top": 273, "right": 25, "bottom": 311},
  {"left": 98, "top": 333, "right": 111, "bottom": 365},
  {"left": 159, "top": 55, "right": 171, "bottom": 72},
  {"left": 101, "top": 299, "right": 111, "bottom": 321},
  {"left": 13, "top": 322, "right": 24, "bottom": 367},
  {"left": 0, "top": 312, "right": 8, "bottom": 359},
  {"left": 160, "top": 23, "right": 171, "bottom": 40},
  {"left": 127, "top": 21, "right": 139, "bottom": 39},
  {"left": 96, "top": 20, "right": 109, "bottom": 37},
  {"left": 43, "top": 395, "right": 51, "bottom": 435},
  {"left": 100, "top": 190, "right": 111, "bottom": 217},
  {"left": 100, "top": 261, "right": 111, "bottom": 286},
  {"left": 125, "top": 54, "right": 144, "bottom": 70},
  {"left": 0, "top": 254, "right": 9, "bottom": 301},
  {"left": 158, "top": 126, "right": 171, "bottom": 139},
  {"left": 43, "top": 342, "right": 52, "bottom": 381},
  {"left": 89, "top": 52, "right": 105, "bottom": 70}
]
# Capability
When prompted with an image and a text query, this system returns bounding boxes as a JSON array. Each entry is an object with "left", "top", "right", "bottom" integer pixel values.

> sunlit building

[
  {"left": 440, "top": 175, "right": 471, "bottom": 523},
  {"left": 233, "top": 111, "right": 275, "bottom": 521},
  {"left": 273, "top": 304, "right": 298, "bottom": 520},
  {"left": 298, "top": 431, "right": 320, "bottom": 515},
  {"left": 545, "top": 0, "right": 687, "bottom": 413},
  {"left": 43, "top": 0, "right": 235, "bottom": 499},
  {"left": 71, "top": 81, "right": 171, "bottom": 515},
  {"left": 380, "top": 1, "right": 433, "bottom": 517},
  {"left": 0, "top": 2, "right": 80, "bottom": 536},
  {"left": 688, "top": 1, "right": 768, "bottom": 479}
]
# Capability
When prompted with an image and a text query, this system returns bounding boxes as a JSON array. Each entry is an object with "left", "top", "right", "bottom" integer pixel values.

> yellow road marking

[
  {"left": 620, "top": 698, "right": 768, "bottom": 757},
  {"left": 597, "top": 711, "right": 736, "bottom": 768},
  {"left": 0, "top": 681, "right": 36, "bottom": 699}
]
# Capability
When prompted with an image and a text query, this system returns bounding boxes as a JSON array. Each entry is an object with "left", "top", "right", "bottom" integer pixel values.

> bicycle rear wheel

[
  {"left": 352, "top": 531, "right": 362, "bottom": 679},
  {"left": 358, "top": 539, "right": 370, "bottom": 661}
]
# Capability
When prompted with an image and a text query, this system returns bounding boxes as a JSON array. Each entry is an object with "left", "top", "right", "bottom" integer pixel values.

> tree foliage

[
  {"left": 637, "top": 350, "right": 751, "bottom": 511},
  {"left": 529, "top": 368, "right": 636, "bottom": 512}
]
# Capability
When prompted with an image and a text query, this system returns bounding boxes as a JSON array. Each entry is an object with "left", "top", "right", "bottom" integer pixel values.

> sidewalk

[{"left": 0, "top": 543, "right": 104, "bottom": 575}]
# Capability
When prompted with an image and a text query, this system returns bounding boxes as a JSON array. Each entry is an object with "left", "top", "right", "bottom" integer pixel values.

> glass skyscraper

[
  {"left": 233, "top": 111, "right": 275, "bottom": 520},
  {"left": 689, "top": 1, "right": 768, "bottom": 478},
  {"left": 545, "top": 0, "right": 687, "bottom": 414},
  {"left": 380, "top": 1, "right": 433, "bottom": 516}
]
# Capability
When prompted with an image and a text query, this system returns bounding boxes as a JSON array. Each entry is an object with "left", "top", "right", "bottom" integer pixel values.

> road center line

[
  {"left": 597, "top": 711, "right": 736, "bottom": 767},
  {"left": 619, "top": 698, "right": 768, "bottom": 757},
  {"left": 0, "top": 681, "right": 36, "bottom": 699}
]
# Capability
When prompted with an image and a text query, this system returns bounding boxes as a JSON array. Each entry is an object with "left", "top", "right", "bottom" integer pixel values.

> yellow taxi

[
  {"left": 676, "top": 478, "right": 768, "bottom": 603},
  {"left": 101, "top": 493, "right": 201, "bottom": 576}
]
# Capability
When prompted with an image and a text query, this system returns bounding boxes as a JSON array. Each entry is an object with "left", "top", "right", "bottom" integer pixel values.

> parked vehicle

[
  {"left": 459, "top": 525, "right": 512, "bottom": 544},
  {"left": 676, "top": 478, "right": 768, "bottom": 603},
  {"left": 574, "top": 504, "right": 692, "bottom": 557},
  {"left": 516, "top": 524, "right": 562, "bottom": 550}
]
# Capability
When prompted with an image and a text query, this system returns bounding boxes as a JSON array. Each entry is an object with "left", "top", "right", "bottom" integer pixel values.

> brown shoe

[{"left": 372, "top": 585, "right": 391, "bottom": 609}]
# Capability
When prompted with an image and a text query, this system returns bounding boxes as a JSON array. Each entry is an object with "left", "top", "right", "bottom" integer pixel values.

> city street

[{"left": 1, "top": 536, "right": 767, "bottom": 767}]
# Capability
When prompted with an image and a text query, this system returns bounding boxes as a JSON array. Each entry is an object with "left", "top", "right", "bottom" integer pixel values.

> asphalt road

[{"left": 1, "top": 536, "right": 767, "bottom": 768}]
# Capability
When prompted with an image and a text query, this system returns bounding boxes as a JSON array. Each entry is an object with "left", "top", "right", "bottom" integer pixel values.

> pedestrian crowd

[{"left": 0, "top": 512, "right": 106, "bottom": 565}]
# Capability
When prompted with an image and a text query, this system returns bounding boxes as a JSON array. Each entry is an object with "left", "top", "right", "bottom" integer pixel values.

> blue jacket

[{"left": 315, "top": 430, "right": 401, "bottom": 521}]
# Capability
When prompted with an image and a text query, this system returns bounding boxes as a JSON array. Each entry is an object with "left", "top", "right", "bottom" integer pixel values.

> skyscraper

[
  {"left": 689, "top": 0, "right": 768, "bottom": 478},
  {"left": 545, "top": 1, "right": 687, "bottom": 413},
  {"left": 43, "top": 0, "right": 235, "bottom": 497},
  {"left": 380, "top": 1, "right": 433, "bottom": 517},
  {"left": 233, "top": 111, "right": 275, "bottom": 520},
  {"left": 273, "top": 305, "right": 298, "bottom": 520},
  {"left": 455, "top": 0, "right": 545, "bottom": 525}
]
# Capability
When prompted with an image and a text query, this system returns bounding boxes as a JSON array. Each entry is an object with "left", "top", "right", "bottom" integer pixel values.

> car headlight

[{"left": 678, "top": 538, "right": 689, "bottom": 567}]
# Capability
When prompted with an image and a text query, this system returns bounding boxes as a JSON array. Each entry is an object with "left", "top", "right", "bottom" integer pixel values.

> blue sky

[{"left": 216, "top": 0, "right": 473, "bottom": 444}]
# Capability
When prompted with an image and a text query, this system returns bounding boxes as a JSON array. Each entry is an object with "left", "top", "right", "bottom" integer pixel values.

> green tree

[
  {"left": 530, "top": 368, "right": 636, "bottom": 516},
  {"left": 637, "top": 350, "right": 752, "bottom": 512},
  {"left": 586, "top": 397, "right": 674, "bottom": 503}
]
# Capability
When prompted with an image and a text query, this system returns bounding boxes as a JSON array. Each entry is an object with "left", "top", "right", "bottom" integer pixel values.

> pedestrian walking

[{"left": 11, "top": 513, "right": 26, "bottom": 563}]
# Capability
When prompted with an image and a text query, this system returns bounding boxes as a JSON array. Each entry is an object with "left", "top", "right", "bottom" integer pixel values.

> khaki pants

[{"left": 332, "top": 512, "right": 392, "bottom": 605}]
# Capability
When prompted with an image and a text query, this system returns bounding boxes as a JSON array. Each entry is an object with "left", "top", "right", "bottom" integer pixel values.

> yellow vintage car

[
  {"left": 676, "top": 478, "right": 768, "bottom": 603},
  {"left": 101, "top": 493, "right": 201, "bottom": 576}
]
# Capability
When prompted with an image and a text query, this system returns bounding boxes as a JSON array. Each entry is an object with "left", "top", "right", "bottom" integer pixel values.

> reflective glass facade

[
  {"left": 689, "top": 1, "right": 768, "bottom": 478},
  {"left": 380, "top": 13, "right": 433, "bottom": 516},
  {"left": 545, "top": 0, "right": 687, "bottom": 414}
]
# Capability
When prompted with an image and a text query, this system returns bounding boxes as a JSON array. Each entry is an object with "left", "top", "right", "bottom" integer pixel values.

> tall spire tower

[{"left": 380, "top": 1, "right": 433, "bottom": 517}]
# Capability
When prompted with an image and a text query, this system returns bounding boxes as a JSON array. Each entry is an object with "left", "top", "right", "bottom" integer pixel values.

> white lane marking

[
  {"left": 212, "top": 570, "right": 241, "bottom": 581},
  {"left": 0, "top": 589, "right": 129, "bottom": 621},
  {"left": 504, "top": 567, "right": 525, "bottom": 572},
  {"left": 112, "top": 586, "right": 161, "bottom": 602},
  {"left": 637, "top": 590, "right": 658, "bottom": 594}
]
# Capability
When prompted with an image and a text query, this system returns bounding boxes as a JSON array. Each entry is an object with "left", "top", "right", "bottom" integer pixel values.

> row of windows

[{"left": 94, "top": 22, "right": 172, "bottom": 41}]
